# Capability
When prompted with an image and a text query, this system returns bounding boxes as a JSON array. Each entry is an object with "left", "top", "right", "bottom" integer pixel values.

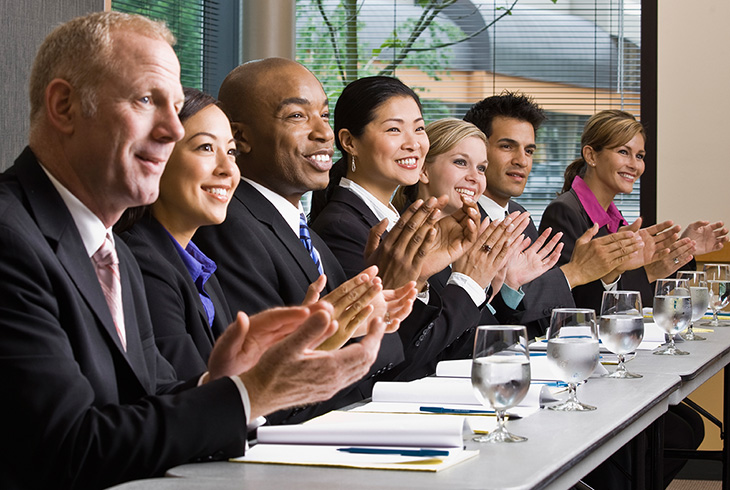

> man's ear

[
  {"left": 45, "top": 79, "right": 76, "bottom": 135},
  {"left": 231, "top": 122, "right": 252, "bottom": 154},
  {"left": 338, "top": 128, "right": 357, "bottom": 157}
]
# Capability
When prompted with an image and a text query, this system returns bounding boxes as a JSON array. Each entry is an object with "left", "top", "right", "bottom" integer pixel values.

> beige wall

[{"left": 657, "top": 0, "right": 730, "bottom": 230}]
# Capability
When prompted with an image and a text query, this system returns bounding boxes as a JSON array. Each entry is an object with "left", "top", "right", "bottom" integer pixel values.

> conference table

[
  {"left": 630, "top": 324, "right": 730, "bottom": 488},
  {"left": 163, "top": 326, "right": 730, "bottom": 489}
]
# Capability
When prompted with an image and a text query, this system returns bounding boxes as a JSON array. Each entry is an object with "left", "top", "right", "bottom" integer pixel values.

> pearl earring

[{"left": 351, "top": 155, "right": 356, "bottom": 172}]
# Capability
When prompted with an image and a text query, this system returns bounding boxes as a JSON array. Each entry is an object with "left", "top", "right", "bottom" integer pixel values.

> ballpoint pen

[
  {"left": 337, "top": 447, "right": 450, "bottom": 457},
  {"left": 418, "top": 406, "right": 522, "bottom": 419}
]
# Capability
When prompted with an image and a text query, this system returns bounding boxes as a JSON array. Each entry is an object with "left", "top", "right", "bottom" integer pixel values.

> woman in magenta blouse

[{"left": 539, "top": 109, "right": 726, "bottom": 312}]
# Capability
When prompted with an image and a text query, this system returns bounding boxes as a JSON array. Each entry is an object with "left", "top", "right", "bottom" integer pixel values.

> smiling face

[
  {"left": 234, "top": 62, "right": 334, "bottom": 207},
  {"left": 419, "top": 136, "right": 487, "bottom": 216},
  {"left": 152, "top": 104, "right": 240, "bottom": 246},
  {"left": 343, "top": 95, "right": 429, "bottom": 204},
  {"left": 584, "top": 133, "right": 645, "bottom": 207},
  {"left": 66, "top": 30, "right": 185, "bottom": 226},
  {"left": 483, "top": 116, "right": 536, "bottom": 207}
]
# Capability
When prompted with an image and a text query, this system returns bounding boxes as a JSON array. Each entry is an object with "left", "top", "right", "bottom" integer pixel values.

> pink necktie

[{"left": 92, "top": 233, "right": 127, "bottom": 351}]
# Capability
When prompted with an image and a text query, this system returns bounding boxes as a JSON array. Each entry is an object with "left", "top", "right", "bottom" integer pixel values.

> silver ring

[
  {"left": 673, "top": 258, "right": 679, "bottom": 264},
  {"left": 384, "top": 312, "right": 392, "bottom": 326},
  {"left": 481, "top": 243, "right": 492, "bottom": 253}
]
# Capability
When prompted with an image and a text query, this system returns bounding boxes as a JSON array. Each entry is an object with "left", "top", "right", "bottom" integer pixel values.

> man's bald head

[
  {"left": 217, "top": 58, "right": 334, "bottom": 206},
  {"left": 219, "top": 57, "right": 311, "bottom": 124}
]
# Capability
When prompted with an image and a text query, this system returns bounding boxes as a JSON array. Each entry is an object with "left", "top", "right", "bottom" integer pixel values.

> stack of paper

[{"left": 232, "top": 411, "right": 478, "bottom": 472}]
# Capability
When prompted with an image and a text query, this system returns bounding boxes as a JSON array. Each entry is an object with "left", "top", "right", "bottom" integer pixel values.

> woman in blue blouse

[{"left": 118, "top": 88, "right": 240, "bottom": 379}]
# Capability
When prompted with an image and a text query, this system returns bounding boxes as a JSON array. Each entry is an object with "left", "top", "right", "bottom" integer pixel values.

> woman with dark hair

[
  {"left": 117, "top": 88, "right": 240, "bottom": 379},
  {"left": 310, "top": 77, "right": 526, "bottom": 378},
  {"left": 539, "top": 109, "right": 727, "bottom": 313}
]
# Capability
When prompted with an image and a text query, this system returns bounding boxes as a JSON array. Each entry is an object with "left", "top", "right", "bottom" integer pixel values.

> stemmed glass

[
  {"left": 677, "top": 271, "right": 708, "bottom": 340},
  {"left": 546, "top": 308, "right": 600, "bottom": 411},
  {"left": 471, "top": 325, "right": 530, "bottom": 443},
  {"left": 706, "top": 279, "right": 730, "bottom": 327},
  {"left": 598, "top": 291, "right": 643, "bottom": 378},
  {"left": 703, "top": 263, "right": 730, "bottom": 282},
  {"left": 653, "top": 279, "right": 692, "bottom": 355}
]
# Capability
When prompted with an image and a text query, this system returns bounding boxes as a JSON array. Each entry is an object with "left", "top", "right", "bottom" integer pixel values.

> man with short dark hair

[
  {"left": 464, "top": 92, "right": 642, "bottom": 336},
  {"left": 0, "top": 13, "right": 386, "bottom": 489}
]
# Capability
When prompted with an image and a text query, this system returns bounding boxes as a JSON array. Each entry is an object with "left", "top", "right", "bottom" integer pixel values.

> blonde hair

[
  {"left": 562, "top": 109, "right": 645, "bottom": 193},
  {"left": 425, "top": 118, "right": 487, "bottom": 164},
  {"left": 29, "top": 11, "right": 174, "bottom": 125},
  {"left": 393, "top": 118, "right": 487, "bottom": 210}
]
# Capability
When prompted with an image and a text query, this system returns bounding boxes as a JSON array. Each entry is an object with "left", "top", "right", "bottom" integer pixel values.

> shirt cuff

[
  {"left": 416, "top": 282, "right": 430, "bottom": 304},
  {"left": 601, "top": 275, "right": 621, "bottom": 291},
  {"left": 500, "top": 283, "right": 525, "bottom": 310},
  {"left": 447, "top": 272, "right": 487, "bottom": 307}
]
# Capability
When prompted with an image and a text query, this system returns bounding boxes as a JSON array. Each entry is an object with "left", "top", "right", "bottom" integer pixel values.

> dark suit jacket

[
  {"left": 194, "top": 180, "right": 404, "bottom": 421},
  {"left": 0, "top": 148, "right": 246, "bottom": 490},
  {"left": 121, "top": 213, "right": 232, "bottom": 380},
  {"left": 311, "top": 186, "right": 483, "bottom": 379},
  {"left": 486, "top": 199, "right": 575, "bottom": 338},
  {"left": 538, "top": 188, "right": 654, "bottom": 313}
]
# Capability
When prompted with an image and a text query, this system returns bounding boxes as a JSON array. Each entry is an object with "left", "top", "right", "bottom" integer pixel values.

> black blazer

[
  {"left": 0, "top": 149, "right": 246, "bottom": 490},
  {"left": 194, "top": 180, "right": 404, "bottom": 421},
  {"left": 121, "top": 213, "right": 232, "bottom": 380},
  {"left": 539, "top": 188, "right": 654, "bottom": 313},
  {"left": 311, "top": 186, "right": 483, "bottom": 379}
]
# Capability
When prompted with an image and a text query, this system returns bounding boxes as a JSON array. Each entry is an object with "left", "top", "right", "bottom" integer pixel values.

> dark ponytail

[{"left": 561, "top": 158, "right": 588, "bottom": 194}]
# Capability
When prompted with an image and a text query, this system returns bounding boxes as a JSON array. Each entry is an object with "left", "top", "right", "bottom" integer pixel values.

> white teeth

[
  {"left": 397, "top": 157, "right": 417, "bottom": 166},
  {"left": 456, "top": 188, "right": 475, "bottom": 197},
  {"left": 311, "top": 154, "right": 331, "bottom": 162},
  {"left": 205, "top": 187, "right": 227, "bottom": 196}
]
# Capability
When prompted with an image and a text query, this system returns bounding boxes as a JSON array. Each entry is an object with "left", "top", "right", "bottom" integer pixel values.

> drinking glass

[
  {"left": 706, "top": 279, "right": 730, "bottom": 327},
  {"left": 703, "top": 263, "right": 730, "bottom": 282},
  {"left": 598, "top": 291, "right": 643, "bottom": 378},
  {"left": 653, "top": 279, "right": 691, "bottom": 355},
  {"left": 677, "top": 271, "right": 708, "bottom": 339},
  {"left": 546, "top": 309, "right": 599, "bottom": 411},
  {"left": 471, "top": 325, "right": 530, "bottom": 443}
]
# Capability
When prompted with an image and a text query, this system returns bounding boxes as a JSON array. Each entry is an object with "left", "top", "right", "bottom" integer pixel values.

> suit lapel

[
  {"left": 14, "top": 153, "right": 150, "bottom": 387},
  {"left": 237, "top": 181, "right": 323, "bottom": 285},
  {"left": 135, "top": 216, "right": 217, "bottom": 345},
  {"left": 331, "top": 187, "right": 382, "bottom": 229}
]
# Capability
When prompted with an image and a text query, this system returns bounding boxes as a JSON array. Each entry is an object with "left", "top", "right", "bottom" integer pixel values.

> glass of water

[
  {"left": 706, "top": 279, "right": 730, "bottom": 327},
  {"left": 546, "top": 308, "right": 599, "bottom": 411},
  {"left": 677, "top": 271, "right": 708, "bottom": 340},
  {"left": 703, "top": 263, "right": 730, "bottom": 282},
  {"left": 653, "top": 278, "right": 691, "bottom": 355},
  {"left": 598, "top": 291, "right": 644, "bottom": 378},
  {"left": 471, "top": 325, "right": 530, "bottom": 443}
]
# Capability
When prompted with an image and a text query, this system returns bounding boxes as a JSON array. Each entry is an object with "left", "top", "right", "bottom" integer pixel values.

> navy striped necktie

[{"left": 299, "top": 213, "right": 324, "bottom": 276}]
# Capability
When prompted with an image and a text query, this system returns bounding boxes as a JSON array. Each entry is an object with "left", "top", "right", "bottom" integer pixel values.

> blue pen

[
  {"left": 419, "top": 406, "right": 522, "bottom": 419},
  {"left": 337, "top": 447, "right": 449, "bottom": 457},
  {"left": 532, "top": 380, "right": 569, "bottom": 387}
]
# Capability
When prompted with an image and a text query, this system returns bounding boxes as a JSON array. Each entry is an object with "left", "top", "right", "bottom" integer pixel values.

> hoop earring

[{"left": 351, "top": 155, "right": 356, "bottom": 172}]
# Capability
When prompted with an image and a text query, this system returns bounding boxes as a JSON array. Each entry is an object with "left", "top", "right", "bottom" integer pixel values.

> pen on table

[
  {"left": 337, "top": 447, "right": 450, "bottom": 457},
  {"left": 532, "top": 380, "right": 569, "bottom": 387},
  {"left": 419, "top": 406, "right": 522, "bottom": 419}
]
